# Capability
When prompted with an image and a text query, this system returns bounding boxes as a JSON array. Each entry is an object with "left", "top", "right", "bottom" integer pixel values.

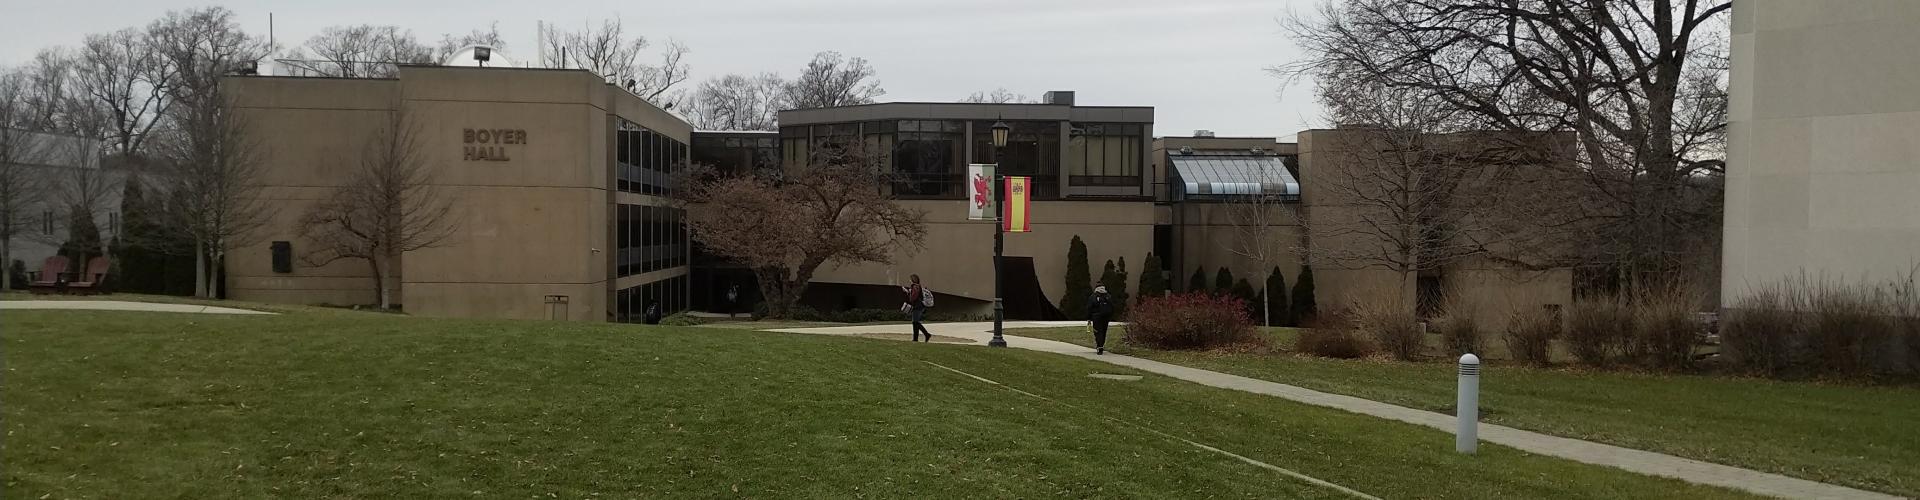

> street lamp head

[{"left": 990, "top": 120, "right": 1010, "bottom": 148}]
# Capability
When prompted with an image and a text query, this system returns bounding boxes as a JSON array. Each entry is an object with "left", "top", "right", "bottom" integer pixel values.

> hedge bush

[
  {"left": 1138, "top": 253, "right": 1168, "bottom": 299},
  {"left": 1124, "top": 292, "right": 1259, "bottom": 350},
  {"left": 1060, "top": 236, "right": 1092, "bottom": 320},
  {"left": 1297, "top": 328, "right": 1373, "bottom": 359},
  {"left": 1290, "top": 265, "right": 1318, "bottom": 325},
  {"left": 661, "top": 312, "right": 704, "bottom": 326}
]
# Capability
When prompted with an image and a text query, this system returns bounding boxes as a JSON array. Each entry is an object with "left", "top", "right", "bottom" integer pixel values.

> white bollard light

[{"left": 1456, "top": 353, "right": 1481, "bottom": 454}]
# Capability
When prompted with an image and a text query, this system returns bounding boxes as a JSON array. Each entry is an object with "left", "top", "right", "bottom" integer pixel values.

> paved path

[
  {"left": 1, "top": 300, "right": 274, "bottom": 315},
  {"left": 771, "top": 321, "right": 1898, "bottom": 500}
]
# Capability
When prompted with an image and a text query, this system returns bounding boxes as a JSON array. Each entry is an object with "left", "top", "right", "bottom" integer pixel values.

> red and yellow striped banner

[{"left": 1003, "top": 176, "right": 1031, "bottom": 233}]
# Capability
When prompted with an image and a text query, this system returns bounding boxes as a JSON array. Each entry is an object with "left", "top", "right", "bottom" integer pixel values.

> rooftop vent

[
  {"left": 1178, "top": 146, "right": 1194, "bottom": 155},
  {"left": 1250, "top": 147, "right": 1266, "bottom": 154},
  {"left": 1194, "top": 130, "right": 1215, "bottom": 138},
  {"left": 1044, "top": 91, "right": 1076, "bottom": 106}
]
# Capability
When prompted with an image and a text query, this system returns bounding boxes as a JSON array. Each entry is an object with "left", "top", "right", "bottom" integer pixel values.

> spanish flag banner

[{"left": 1003, "top": 176, "right": 1032, "bottom": 233}]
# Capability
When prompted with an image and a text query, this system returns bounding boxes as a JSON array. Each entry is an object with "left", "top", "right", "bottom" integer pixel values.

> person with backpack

[
  {"left": 902, "top": 274, "right": 933, "bottom": 342},
  {"left": 1089, "top": 285, "right": 1115, "bottom": 354},
  {"left": 642, "top": 300, "right": 663, "bottom": 325}
]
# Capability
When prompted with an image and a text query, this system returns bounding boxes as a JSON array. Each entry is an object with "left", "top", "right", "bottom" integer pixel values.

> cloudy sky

[{"left": 3, "top": 0, "right": 1326, "bottom": 139}]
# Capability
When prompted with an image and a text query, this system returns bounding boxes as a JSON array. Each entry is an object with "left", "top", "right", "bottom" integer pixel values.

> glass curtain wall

[
  {"left": 972, "top": 121, "right": 1060, "bottom": 199},
  {"left": 616, "top": 119, "right": 688, "bottom": 196},
  {"left": 1067, "top": 122, "right": 1143, "bottom": 186},
  {"left": 887, "top": 120, "right": 964, "bottom": 198},
  {"left": 614, "top": 118, "right": 690, "bottom": 323}
]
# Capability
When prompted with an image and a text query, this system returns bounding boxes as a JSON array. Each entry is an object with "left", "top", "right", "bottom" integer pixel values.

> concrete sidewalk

[
  {"left": 771, "top": 321, "right": 1898, "bottom": 500},
  {"left": 1, "top": 300, "right": 275, "bottom": 315}
]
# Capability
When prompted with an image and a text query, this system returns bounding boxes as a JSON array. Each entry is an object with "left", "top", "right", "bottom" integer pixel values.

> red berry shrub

[{"left": 1123, "top": 292, "right": 1261, "bottom": 350}]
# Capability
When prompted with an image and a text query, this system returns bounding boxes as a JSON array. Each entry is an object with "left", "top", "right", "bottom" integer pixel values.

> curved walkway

[
  {"left": 772, "top": 321, "right": 1897, "bottom": 500},
  {"left": 1, "top": 300, "right": 274, "bottom": 315}
]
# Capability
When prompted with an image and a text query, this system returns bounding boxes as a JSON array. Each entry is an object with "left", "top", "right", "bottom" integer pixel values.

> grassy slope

[
  {"left": 1013, "top": 326, "right": 1920, "bottom": 496},
  {"left": 0, "top": 309, "right": 1752, "bottom": 499}
]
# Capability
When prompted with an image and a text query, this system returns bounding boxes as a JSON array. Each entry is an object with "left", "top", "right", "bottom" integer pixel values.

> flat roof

[{"left": 781, "top": 101, "right": 1154, "bottom": 126}]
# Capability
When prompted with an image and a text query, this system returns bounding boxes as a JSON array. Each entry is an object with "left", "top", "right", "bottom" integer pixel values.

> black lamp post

[{"left": 988, "top": 120, "right": 1010, "bottom": 348}]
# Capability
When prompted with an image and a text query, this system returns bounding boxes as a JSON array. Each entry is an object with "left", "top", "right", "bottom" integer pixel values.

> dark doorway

[
  {"left": 1416, "top": 276, "right": 1444, "bottom": 319},
  {"left": 1000, "top": 256, "right": 1066, "bottom": 320}
]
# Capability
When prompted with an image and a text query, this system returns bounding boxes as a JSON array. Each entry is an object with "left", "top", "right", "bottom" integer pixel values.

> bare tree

[
  {"left": 433, "top": 22, "right": 508, "bottom": 63},
  {"left": 1281, "top": 0, "right": 1731, "bottom": 283},
  {"left": 297, "top": 111, "right": 456, "bottom": 309},
  {"left": 1303, "top": 91, "right": 1501, "bottom": 302},
  {"left": 148, "top": 6, "right": 272, "bottom": 298},
  {"left": 682, "top": 72, "right": 784, "bottom": 131},
  {"left": 782, "top": 51, "right": 884, "bottom": 109},
  {"left": 681, "top": 143, "right": 926, "bottom": 317},
  {"left": 48, "top": 131, "right": 117, "bottom": 262},
  {"left": 152, "top": 91, "right": 270, "bottom": 298},
  {"left": 74, "top": 27, "right": 174, "bottom": 159},
  {"left": 538, "top": 18, "right": 689, "bottom": 104},
  {"left": 960, "top": 88, "right": 1031, "bottom": 104},
  {"left": 1222, "top": 181, "right": 1302, "bottom": 327},
  {"left": 1, "top": 69, "right": 50, "bottom": 289},
  {"left": 288, "top": 25, "right": 434, "bottom": 78},
  {"left": 19, "top": 49, "right": 80, "bottom": 134},
  {"left": 149, "top": 6, "right": 270, "bottom": 110}
]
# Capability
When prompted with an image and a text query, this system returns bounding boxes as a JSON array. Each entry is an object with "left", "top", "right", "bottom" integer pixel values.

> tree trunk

[
  {"left": 369, "top": 255, "right": 388, "bottom": 309},
  {"left": 193, "top": 239, "right": 208, "bottom": 298},
  {"left": 754, "top": 267, "right": 796, "bottom": 318},
  {"left": 1262, "top": 292, "right": 1270, "bottom": 328},
  {"left": 1, "top": 240, "right": 11, "bottom": 291}
]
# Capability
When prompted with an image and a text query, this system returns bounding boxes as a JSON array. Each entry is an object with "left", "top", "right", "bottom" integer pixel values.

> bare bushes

[
  {"left": 1353, "top": 300, "right": 1422, "bottom": 361},
  {"left": 1295, "top": 308, "right": 1373, "bottom": 359},
  {"left": 1724, "top": 272, "right": 1920, "bottom": 379},
  {"left": 1502, "top": 306, "right": 1560, "bottom": 367},
  {"left": 1564, "top": 297, "right": 1630, "bottom": 366},
  {"left": 1431, "top": 294, "right": 1483, "bottom": 358}
]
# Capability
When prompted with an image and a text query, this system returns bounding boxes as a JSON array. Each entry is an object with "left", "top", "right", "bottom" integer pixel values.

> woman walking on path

[
  {"left": 902, "top": 275, "right": 933, "bottom": 342},
  {"left": 1089, "top": 285, "right": 1114, "bottom": 354}
]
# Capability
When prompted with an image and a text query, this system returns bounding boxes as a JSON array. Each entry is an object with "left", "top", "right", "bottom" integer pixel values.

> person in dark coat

[
  {"left": 643, "top": 300, "right": 663, "bottom": 325},
  {"left": 1089, "top": 285, "right": 1114, "bottom": 354},
  {"left": 902, "top": 274, "right": 932, "bottom": 342}
]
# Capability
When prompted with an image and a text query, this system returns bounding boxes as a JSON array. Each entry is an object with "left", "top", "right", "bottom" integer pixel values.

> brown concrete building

[
  {"left": 228, "top": 67, "right": 1569, "bottom": 323},
  {"left": 228, "top": 66, "right": 689, "bottom": 321},
  {"left": 1295, "top": 127, "right": 1572, "bottom": 323},
  {"left": 761, "top": 92, "right": 1156, "bottom": 317}
]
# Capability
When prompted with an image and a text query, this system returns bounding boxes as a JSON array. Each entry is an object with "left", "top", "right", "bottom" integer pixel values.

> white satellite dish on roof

[{"left": 443, "top": 44, "right": 519, "bottom": 68}]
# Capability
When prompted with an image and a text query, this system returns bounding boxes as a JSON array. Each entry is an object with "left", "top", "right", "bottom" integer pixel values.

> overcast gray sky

[{"left": 2, "top": 0, "right": 1325, "bottom": 139}]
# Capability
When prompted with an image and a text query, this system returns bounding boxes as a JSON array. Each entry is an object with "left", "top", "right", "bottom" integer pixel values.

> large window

[
  {"left": 972, "top": 120, "right": 1059, "bottom": 199},
  {"left": 889, "top": 120, "right": 963, "bottom": 198},
  {"left": 615, "top": 119, "right": 686, "bottom": 197},
  {"left": 692, "top": 134, "right": 780, "bottom": 174},
  {"left": 615, "top": 274, "right": 687, "bottom": 323},
  {"left": 1068, "top": 122, "right": 1143, "bottom": 186},
  {"left": 780, "top": 126, "right": 808, "bottom": 168},
  {"left": 616, "top": 203, "right": 687, "bottom": 279}
]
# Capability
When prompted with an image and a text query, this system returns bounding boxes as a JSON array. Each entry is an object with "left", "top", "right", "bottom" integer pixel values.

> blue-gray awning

[{"left": 1169, "top": 154, "right": 1300, "bottom": 200}]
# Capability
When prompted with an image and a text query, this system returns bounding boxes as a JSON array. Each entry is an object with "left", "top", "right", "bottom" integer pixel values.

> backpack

[{"left": 921, "top": 288, "right": 935, "bottom": 308}]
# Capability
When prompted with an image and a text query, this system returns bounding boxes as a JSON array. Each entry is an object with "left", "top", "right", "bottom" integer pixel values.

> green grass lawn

[
  {"left": 1011, "top": 325, "right": 1920, "bottom": 496},
  {"left": 0, "top": 308, "right": 1756, "bottom": 499}
]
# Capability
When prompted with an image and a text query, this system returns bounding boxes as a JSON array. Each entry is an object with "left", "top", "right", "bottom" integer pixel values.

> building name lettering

[{"left": 463, "top": 128, "right": 527, "bottom": 162}]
